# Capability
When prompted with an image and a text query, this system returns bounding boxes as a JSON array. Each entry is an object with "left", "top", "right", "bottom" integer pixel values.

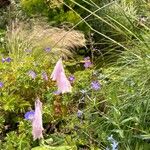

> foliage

[
  {"left": 0, "top": 0, "right": 150, "bottom": 150},
  {"left": 21, "top": 0, "right": 49, "bottom": 16},
  {"left": 0, "top": 0, "right": 27, "bottom": 29},
  {"left": 20, "top": 0, "right": 88, "bottom": 31},
  {"left": 5, "top": 21, "right": 86, "bottom": 59},
  {"left": 0, "top": 18, "right": 87, "bottom": 149},
  {"left": 100, "top": 33, "right": 150, "bottom": 149},
  {"left": 19, "top": 0, "right": 150, "bottom": 50}
]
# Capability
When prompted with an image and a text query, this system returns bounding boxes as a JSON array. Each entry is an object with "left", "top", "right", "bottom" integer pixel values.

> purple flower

[
  {"left": 44, "top": 47, "right": 51, "bottom": 52},
  {"left": 68, "top": 75, "right": 75, "bottom": 83},
  {"left": 0, "top": 82, "right": 4, "bottom": 88},
  {"left": 2, "top": 57, "right": 5, "bottom": 63},
  {"left": 28, "top": 70, "right": 36, "bottom": 79},
  {"left": 53, "top": 90, "right": 61, "bottom": 95},
  {"left": 24, "top": 111, "right": 35, "bottom": 120},
  {"left": 1, "top": 57, "right": 12, "bottom": 63},
  {"left": 5, "top": 57, "right": 12, "bottom": 62},
  {"left": 84, "top": 57, "right": 90, "bottom": 61},
  {"left": 91, "top": 81, "right": 101, "bottom": 90},
  {"left": 83, "top": 57, "right": 92, "bottom": 68},
  {"left": 84, "top": 61, "right": 92, "bottom": 68},
  {"left": 42, "top": 71, "right": 48, "bottom": 81}
]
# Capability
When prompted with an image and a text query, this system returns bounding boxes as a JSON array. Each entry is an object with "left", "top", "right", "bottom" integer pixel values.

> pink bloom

[
  {"left": 50, "top": 58, "right": 65, "bottom": 81},
  {"left": 51, "top": 58, "right": 72, "bottom": 94},
  {"left": 56, "top": 72, "right": 72, "bottom": 94},
  {"left": 32, "top": 98, "right": 43, "bottom": 140}
]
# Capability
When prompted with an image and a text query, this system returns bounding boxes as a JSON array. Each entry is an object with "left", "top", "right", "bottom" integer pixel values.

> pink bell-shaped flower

[
  {"left": 32, "top": 98, "right": 43, "bottom": 140},
  {"left": 56, "top": 72, "right": 72, "bottom": 94},
  {"left": 51, "top": 58, "right": 72, "bottom": 94},
  {"left": 50, "top": 58, "right": 65, "bottom": 81}
]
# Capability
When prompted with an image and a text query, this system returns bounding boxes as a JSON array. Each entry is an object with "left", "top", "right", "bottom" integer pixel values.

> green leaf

[
  {"left": 137, "top": 134, "right": 150, "bottom": 140},
  {"left": 31, "top": 145, "right": 77, "bottom": 150},
  {"left": 112, "top": 129, "right": 124, "bottom": 138},
  {"left": 121, "top": 117, "right": 139, "bottom": 124}
]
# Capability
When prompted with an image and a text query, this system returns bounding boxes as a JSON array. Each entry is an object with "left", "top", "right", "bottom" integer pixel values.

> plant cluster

[{"left": 0, "top": 0, "right": 150, "bottom": 150}]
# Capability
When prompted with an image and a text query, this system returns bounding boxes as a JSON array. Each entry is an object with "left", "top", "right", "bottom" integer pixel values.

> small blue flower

[
  {"left": 42, "top": 71, "right": 48, "bottom": 81},
  {"left": 111, "top": 141, "right": 118, "bottom": 150},
  {"left": 53, "top": 90, "right": 61, "bottom": 95},
  {"left": 84, "top": 57, "right": 92, "bottom": 68},
  {"left": 0, "top": 82, "right": 4, "bottom": 88},
  {"left": 24, "top": 111, "right": 35, "bottom": 120},
  {"left": 28, "top": 70, "right": 36, "bottom": 79},
  {"left": 84, "top": 56, "right": 90, "bottom": 61},
  {"left": 5, "top": 57, "right": 12, "bottom": 62},
  {"left": 1, "top": 57, "right": 12, "bottom": 63},
  {"left": 91, "top": 81, "right": 101, "bottom": 90},
  {"left": 84, "top": 62, "right": 92, "bottom": 68},
  {"left": 68, "top": 75, "right": 75, "bottom": 83},
  {"left": 2, "top": 57, "right": 5, "bottom": 63},
  {"left": 44, "top": 47, "right": 51, "bottom": 52},
  {"left": 107, "top": 135, "right": 118, "bottom": 150}
]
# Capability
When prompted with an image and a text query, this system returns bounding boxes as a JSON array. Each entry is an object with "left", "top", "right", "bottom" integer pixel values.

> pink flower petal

[
  {"left": 56, "top": 72, "right": 72, "bottom": 94},
  {"left": 32, "top": 98, "right": 43, "bottom": 140},
  {"left": 50, "top": 58, "right": 65, "bottom": 81},
  {"left": 51, "top": 58, "right": 72, "bottom": 94}
]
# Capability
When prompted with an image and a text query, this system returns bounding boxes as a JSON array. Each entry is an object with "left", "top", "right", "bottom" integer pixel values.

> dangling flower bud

[
  {"left": 32, "top": 98, "right": 43, "bottom": 140},
  {"left": 56, "top": 72, "right": 72, "bottom": 94},
  {"left": 51, "top": 58, "right": 72, "bottom": 94},
  {"left": 50, "top": 58, "right": 65, "bottom": 81}
]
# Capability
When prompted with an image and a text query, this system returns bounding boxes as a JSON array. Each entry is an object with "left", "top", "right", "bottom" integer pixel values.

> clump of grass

[
  {"left": 32, "top": 22, "right": 86, "bottom": 52},
  {"left": 5, "top": 20, "right": 86, "bottom": 61},
  {"left": 62, "top": 0, "right": 150, "bottom": 149}
]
